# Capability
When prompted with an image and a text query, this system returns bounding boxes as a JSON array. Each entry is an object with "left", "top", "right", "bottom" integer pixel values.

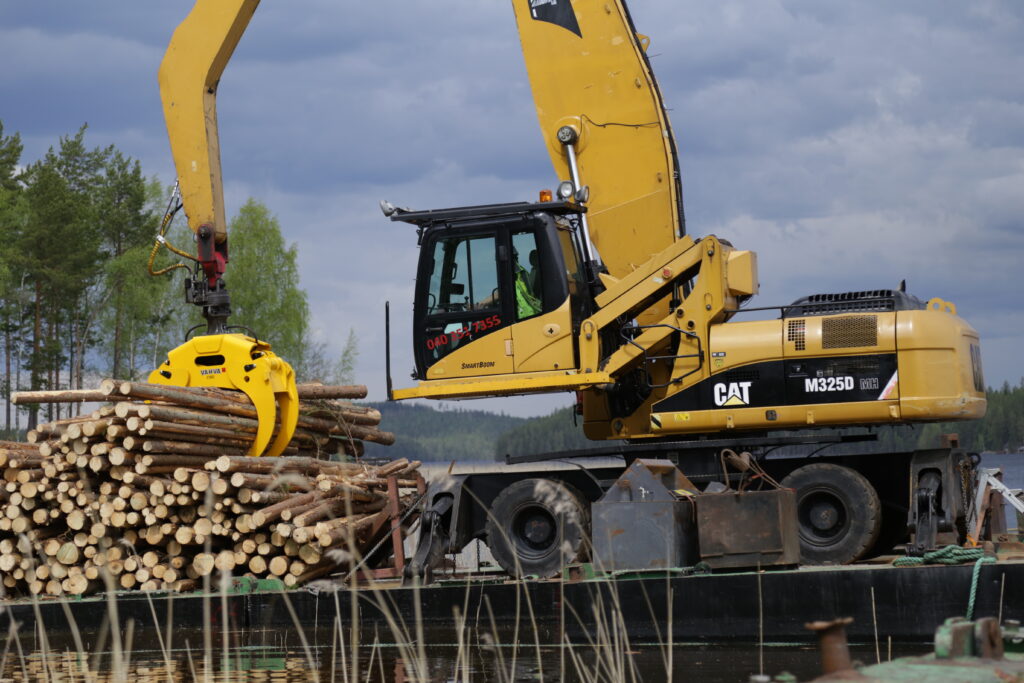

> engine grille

[
  {"left": 787, "top": 319, "right": 806, "bottom": 351},
  {"left": 822, "top": 315, "right": 878, "bottom": 349}
]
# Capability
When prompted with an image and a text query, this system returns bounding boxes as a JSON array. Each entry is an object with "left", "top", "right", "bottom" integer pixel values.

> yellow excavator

[
  {"left": 152, "top": 0, "right": 986, "bottom": 570},
  {"left": 384, "top": 0, "right": 986, "bottom": 571},
  {"left": 389, "top": 2, "right": 984, "bottom": 438}
]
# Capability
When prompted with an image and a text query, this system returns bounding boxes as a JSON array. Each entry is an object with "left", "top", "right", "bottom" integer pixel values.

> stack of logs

[{"left": 0, "top": 380, "right": 421, "bottom": 598}]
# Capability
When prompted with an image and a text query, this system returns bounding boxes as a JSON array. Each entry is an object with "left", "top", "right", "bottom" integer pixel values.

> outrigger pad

[{"left": 148, "top": 333, "right": 298, "bottom": 456}]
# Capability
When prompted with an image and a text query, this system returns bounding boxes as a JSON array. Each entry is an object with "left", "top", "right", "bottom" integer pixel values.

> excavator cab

[{"left": 395, "top": 201, "right": 592, "bottom": 383}]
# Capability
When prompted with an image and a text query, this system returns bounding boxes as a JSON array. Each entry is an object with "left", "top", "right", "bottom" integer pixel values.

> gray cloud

[{"left": 2, "top": 0, "right": 1022, "bottom": 417}]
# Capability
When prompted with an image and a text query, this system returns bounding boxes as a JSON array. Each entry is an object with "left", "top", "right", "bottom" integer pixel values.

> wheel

[
  {"left": 781, "top": 464, "right": 881, "bottom": 565},
  {"left": 484, "top": 478, "right": 590, "bottom": 578}
]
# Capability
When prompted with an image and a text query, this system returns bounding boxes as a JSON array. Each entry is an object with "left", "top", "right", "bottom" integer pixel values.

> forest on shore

[{"left": 0, "top": 122, "right": 349, "bottom": 436}]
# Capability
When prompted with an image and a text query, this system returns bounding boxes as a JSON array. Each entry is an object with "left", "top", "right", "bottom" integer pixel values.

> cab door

[
  {"left": 509, "top": 223, "right": 578, "bottom": 373},
  {"left": 413, "top": 231, "right": 515, "bottom": 379}
]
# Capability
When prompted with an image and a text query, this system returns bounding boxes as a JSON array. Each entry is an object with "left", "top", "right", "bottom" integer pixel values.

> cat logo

[{"left": 713, "top": 381, "right": 752, "bottom": 407}]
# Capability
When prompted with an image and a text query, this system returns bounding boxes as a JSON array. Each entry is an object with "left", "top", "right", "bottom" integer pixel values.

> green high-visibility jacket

[{"left": 515, "top": 265, "right": 541, "bottom": 319}]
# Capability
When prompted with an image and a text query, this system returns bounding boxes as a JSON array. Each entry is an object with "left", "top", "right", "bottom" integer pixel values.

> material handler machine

[{"left": 152, "top": 0, "right": 987, "bottom": 578}]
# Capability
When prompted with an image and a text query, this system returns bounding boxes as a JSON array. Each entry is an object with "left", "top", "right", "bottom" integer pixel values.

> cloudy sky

[{"left": 2, "top": 1, "right": 1022, "bottom": 417}]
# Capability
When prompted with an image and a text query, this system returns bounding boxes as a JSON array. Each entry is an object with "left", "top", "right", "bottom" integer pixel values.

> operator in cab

[{"left": 514, "top": 248, "right": 542, "bottom": 319}]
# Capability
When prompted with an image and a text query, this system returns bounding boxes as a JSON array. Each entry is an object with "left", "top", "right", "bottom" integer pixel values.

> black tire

[
  {"left": 781, "top": 464, "right": 881, "bottom": 565},
  {"left": 484, "top": 478, "right": 590, "bottom": 578}
]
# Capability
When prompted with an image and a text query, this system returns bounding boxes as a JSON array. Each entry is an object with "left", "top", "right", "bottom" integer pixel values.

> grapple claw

[
  {"left": 148, "top": 333, "right": 298, "bottom": 456},
  {"left": 264, "top": 374, "right": 296, "bottom": 458}
]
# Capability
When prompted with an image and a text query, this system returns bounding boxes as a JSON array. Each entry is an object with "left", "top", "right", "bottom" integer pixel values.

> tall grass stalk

[
  {"left": 123, "top": 542, "right": 175, "bottom": 683},
  {"left": 332, "top": 589, "right": 350, "bottom": 683},
  {"left": 667, "top": 584, "right": 673, "bottom": 682},
  {"left": 57, "top": 594, "right": 87, "bottom": 678},
  {"left": 276, "top": 584, "right": 321, "bottom": 681},
  {"left": 451, "top": 605, "right": 470, "bottom": 683},
  {"left": 633, "top": 571, "right": 674, "bottom": 680},
  {"left": 9, "top": 617, "right": 31, "bottom": 682},
  {"left": 758, "top": 565, "right": 764, "bottom": 678},
  {"left": 201, "top": 487, "right": 214, "bottom": 682},
  {"left": 122, "top": 617, "right": 136, "bottom": 674},
  {"left": 183, "top": 638, "right": 199, "bottom": 681},
  {"left": 25, "top": 545, "right": 57, "bottom": 682},
  {"left": 363, "top": 632, "right": 380, "bottom": 682},
  {"left": 100, "top": 565, "right": 126, "bottom": 681},
  {"left": 870, "top": 585, "right": 880, "bottom": 664},
  {"left": 412, "top": 576, "right": 427, "bottom": 682},
  {"left": 219, "top": 569, "right": 230, "bottom": 676},
  {"left": 375, "top": 630, "right": 387, "bottom": 681},
  {"left": 362, "top": 579, "right": 430, "bottom": 681},
  {"left": 89, "top": 610, "right": 110, "bottom": 675},
  {"left": 0, "top": 618, "right": 15, "bottom": 679},
  {"left": 330, "top": 601, "right": 340, "bottom": 683},
  {"left": 481, "top": 595, "right": 510, "bottom": 683},
  {"left": 456, "top": 479, "right": 547, "bottom": 682}
]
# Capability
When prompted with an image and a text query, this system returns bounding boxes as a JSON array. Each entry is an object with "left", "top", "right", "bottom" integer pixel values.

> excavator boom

[{"left": 511, "top": 0, "right": 685, "bottom": 277}]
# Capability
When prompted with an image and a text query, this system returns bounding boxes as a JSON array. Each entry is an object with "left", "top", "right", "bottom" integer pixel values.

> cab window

[
  {"left": 556, "top": 224, "right": 584, "bottom": 297},
  {"left": 419, "top": 234, "right": 505, "bottom": 368},
  {"left": 511, "top": 231, "right": 542, "bottom": 321},
  {"left": 428, "top": 235, "right": 500, "bottom": 314}
]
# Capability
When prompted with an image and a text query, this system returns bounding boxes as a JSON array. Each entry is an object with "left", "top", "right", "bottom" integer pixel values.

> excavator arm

[
  {"left": 149, "top": 0, "right": 298, "bottom": 457},
  {"left": 160, "top": 0, "right": 255, "bottom": 255},
  {"left": 158, "top": 0, "right": 256, "bottom": 317}
]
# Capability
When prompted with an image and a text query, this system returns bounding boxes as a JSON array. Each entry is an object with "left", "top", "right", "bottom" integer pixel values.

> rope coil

[
  {"left": 892, "top": 545, "right": 996, "bottom": 619},
  {"left": 892, "top": 544, "right": 989, "bottom": 567}
]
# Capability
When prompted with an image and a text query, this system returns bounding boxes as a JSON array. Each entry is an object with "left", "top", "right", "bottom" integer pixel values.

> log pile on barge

[{"left": 0, "top": 381, "right": 420, "bottom": 597}]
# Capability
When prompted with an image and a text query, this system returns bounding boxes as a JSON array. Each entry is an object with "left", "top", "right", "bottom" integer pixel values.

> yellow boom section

[
  {"left": 511, "top": 0, "right": 684, "bottom": 279},
  {"left": 159, "top": 0, "right": 259, "bottom": 243}
]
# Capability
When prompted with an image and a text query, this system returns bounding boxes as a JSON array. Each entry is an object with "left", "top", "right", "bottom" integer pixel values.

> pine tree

[
  {"left": 94, "top": 155, "right": 161, "bottom": 380},
  {"left": 0, "top": 121, "right": 25, "bottom": 435},
  {"left": 17, "top": 125, "right": 108, "bottom": 424}
]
